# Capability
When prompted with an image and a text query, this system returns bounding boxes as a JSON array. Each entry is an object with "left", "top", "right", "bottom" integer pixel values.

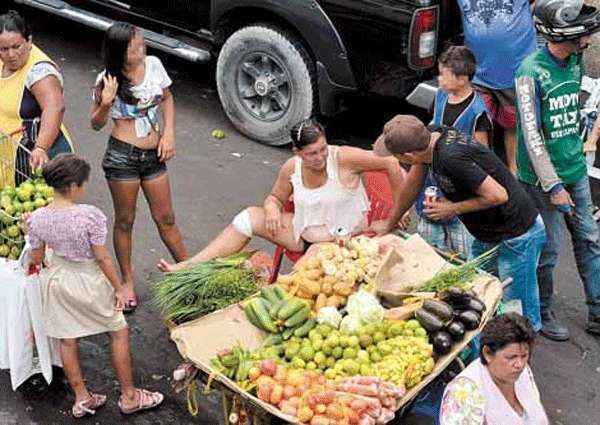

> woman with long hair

[
  {"left": 158, "top": 118, "right": 405, "bottom": 272},
  {"left": 91, "top": 22, "right": 187, "bottom": 312}
]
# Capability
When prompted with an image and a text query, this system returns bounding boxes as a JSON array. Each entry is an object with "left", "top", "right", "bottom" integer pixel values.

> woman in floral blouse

[{"left": 440, "top": 313, "right": 548, "bottom": 425}]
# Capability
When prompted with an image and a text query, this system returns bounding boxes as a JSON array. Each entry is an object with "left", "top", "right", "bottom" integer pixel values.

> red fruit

[{"left": 260, "top": 359, "right": 277, "bottom": 377}]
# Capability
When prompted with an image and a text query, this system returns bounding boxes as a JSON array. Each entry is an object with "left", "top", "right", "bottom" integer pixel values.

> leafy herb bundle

[
  {"left": 153, "top": 252, "right": 260, "bottom": 324},
  {"left": 420, "top": 247, "right": 498, "bottom": 293}
]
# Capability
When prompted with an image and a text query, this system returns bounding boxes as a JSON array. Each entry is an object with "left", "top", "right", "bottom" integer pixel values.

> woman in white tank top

[{"left": 157, "top": 119, "right": 406, "bottom": 271}]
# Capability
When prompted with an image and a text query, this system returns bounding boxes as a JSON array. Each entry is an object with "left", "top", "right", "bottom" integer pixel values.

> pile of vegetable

[
  {"left": 245, "top": 290, "right": 434, "bottom": 390},
  {"left": 276, "top": 236, "right": 382, "bottom": 312},
  {"left": 419, "top": 248, "right": 497, "bottom": 293},
  {"left": 153, "top": 252, "right": 260, "bottom": 324},
  {"left": 414, "top": 289, "right": 486, "bottom": 356},
  {"left": 0, "top": 172, "right": 53, "bottom": 259},
  {"left": 247, "top": 359, "right": 406, "bottom": 424},
  {"left": 243, "top": 285, "right": 316, "bottom": 338}
]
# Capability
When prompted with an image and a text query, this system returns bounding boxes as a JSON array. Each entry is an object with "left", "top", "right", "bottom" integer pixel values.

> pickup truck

[{"left": 13, "top": 0, "right": 460, "bottom": 145}]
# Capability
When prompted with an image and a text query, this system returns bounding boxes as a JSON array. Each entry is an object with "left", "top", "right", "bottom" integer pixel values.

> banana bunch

[{"left": 243, "top": 285, "right": 316, "bottom": 339}]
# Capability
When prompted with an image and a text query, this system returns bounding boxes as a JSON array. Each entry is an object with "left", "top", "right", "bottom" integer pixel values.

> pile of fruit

[
  {"left": 0, "top": 173, "right": 53, "bottom": 259},
  {"left": 276, "top": 236, "right": 382, "bottom": 312},
  {"left": 249, "top": 359, "right": 406, "bottom": 424},
  {"left": 415, "top": 289, "right": 486, "bottom": 356},
  {"left": 243, "top": 286, "right": 316, "bottom": 338},
  {"left": 252, "top": 318, "right": 434, "bottom": 389}
]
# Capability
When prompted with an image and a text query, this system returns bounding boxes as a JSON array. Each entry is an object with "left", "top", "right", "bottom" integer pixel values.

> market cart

[{"left": 162, "top": 235, "right": 506, "bottom": 424}]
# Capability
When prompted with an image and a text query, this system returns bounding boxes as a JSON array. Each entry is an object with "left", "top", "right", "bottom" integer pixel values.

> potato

[{"left": 315, "top": 293, "right": 328, "bottom": 312}]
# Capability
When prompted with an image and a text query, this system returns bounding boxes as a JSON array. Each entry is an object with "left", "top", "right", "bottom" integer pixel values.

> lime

[
  {"left": 324, "top": 368, "right": 336, "bottom": 380},
  {"left": 305, "top": 361, "right": 317, "bottom": 371},
  {"left": 299, "top": 346, "right": 315, "bottom": 362},
  {"left": 291, "top": 357, "right": 306, "bottom": 369},
  {"left": 332, "top": 346, "right": 343, "bottom": 359},
  {"left": 0, "top": 244, "right": 9, "bottom": 257},
  {"left": 6, "top": 225, "right": 20, "bottom": 238},
  {"left": 342, "top": 347, "right": 357, "bottom": 360}
]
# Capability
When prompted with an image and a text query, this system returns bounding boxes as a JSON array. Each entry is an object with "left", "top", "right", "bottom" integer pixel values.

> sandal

[
  {"left": 118, "top": 388, "right": 164, "bottom": 415},
  {"left": 72, "top": 392, "right": 107, "bottom": 418},
  {"left": 123, "top": 293, "right": 139, "bottom": 313}
]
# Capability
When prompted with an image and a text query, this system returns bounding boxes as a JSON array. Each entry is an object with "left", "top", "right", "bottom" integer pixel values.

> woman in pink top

[
  {"left": 440, "top": 313, "right": 549, "bottom": 425},
  {"left": 158, "top": 118, "right": 405, "bottom": 272},
  {"left": 27, "top": 154, "right": 163, "bottom": 418}
]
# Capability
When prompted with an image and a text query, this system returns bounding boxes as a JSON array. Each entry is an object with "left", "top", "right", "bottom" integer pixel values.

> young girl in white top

[
  {"left": 157, "top": 118, "right": 405, "bottom": 272},
  {"left": 91, "top": 22, "right": 188, "bottom": 311}
]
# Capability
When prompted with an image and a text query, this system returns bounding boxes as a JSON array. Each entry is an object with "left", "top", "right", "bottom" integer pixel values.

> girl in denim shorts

[{"left": 90, "top": 22, "right": 188, "bottom": 312}]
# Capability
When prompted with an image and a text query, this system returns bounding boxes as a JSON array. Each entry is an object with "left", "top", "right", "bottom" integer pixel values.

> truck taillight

[{"left": 409, "top": 7, "right": 438, "bottom": 70}]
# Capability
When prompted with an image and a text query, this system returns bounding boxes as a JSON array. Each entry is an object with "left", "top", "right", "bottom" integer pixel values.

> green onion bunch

[
  {"left": 153, "top": 252, "right": 261, "bottom": 324},
  {"left": 420, "top": 247, "right": 498, "bottom": 293}
]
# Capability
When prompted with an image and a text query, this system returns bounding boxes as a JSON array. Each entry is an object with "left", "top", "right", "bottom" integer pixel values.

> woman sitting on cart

[
  {"left": 440, "top": 313, "right": 548, "bottom": 425},
  {"left": 0, "top": 10, "right": 73, "bottom": 185},
  {"left": 158, "top": 118, "right": 405, "bottom": 272}
]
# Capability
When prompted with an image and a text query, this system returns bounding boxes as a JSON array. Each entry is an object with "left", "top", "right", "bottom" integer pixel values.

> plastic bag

[{"left": 0, "top": 244, "right": 61, "bottom": 390}]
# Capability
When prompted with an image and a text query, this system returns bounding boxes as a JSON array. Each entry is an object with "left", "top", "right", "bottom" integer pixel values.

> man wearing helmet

[{"left": 516, "top": 0, "right": 600, "bottom": 341}]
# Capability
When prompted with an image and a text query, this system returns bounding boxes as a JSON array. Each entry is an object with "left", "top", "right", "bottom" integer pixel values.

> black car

[{"left": 14, "top": 0, "right": 460, "bottom": 145}]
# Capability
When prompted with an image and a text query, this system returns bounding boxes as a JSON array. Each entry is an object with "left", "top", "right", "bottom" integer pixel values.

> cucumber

[
  {"left": 293, "top": 319, "right": 316, "bottom": 337},
  {"left": 422, "top": 300, "right": 454, "bottom": 322},
  {"left": 284, "top": 305, "right": 310, "bottom": 328},
  {"left": 252, "top": 298, "right": 278, "bottom": 333},
  {"left": 272, "top": 285, "right": 289, "bottom": 300},
  {"left": 269, "top": 298, "right": 286, "bottom": 318},
  {"left": 243, "top": 301, "right": 261, "bottom": 328},
  {"left": 260, "top": 286, "right": 280, "bottom": 305},
  {"left": 277, "top": 299, "right": 307, "bottom": 320},
  {"left": 262, "top": 334, "right": 284, "bottom": 347},
  {"left": 282, "top": 327, "right": 296, "bottom": 340}
]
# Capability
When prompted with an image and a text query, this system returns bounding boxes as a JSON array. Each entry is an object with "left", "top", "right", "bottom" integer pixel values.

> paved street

[{"left": 1, "top": 9, "right": 599, "bottom": 425}]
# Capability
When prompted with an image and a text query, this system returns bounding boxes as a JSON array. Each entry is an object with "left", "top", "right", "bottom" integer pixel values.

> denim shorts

[{"left": 102, "top": 136, "right": 167, "bottom": 181}]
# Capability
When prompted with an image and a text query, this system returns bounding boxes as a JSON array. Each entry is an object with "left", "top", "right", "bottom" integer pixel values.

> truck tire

[{"left": 216, "top": 25, "right": 315, "bottom": 146}]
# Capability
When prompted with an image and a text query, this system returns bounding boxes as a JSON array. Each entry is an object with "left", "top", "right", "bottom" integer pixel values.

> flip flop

[
  {"left": 118, "top": 389, "right": 164, "bottom": 415},
  {"left": 72, "top": 392, "right": 107, "bottom": 418}
]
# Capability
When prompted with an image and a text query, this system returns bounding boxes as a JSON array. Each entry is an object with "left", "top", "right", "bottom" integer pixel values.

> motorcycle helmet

[{"left": 535, "top": 0, "right": 600, "bottom": 42}]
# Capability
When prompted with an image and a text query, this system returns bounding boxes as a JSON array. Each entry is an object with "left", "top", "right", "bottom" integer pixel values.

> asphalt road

[{"left": 1, "top": 9, "right": 599, "bottom": 425}]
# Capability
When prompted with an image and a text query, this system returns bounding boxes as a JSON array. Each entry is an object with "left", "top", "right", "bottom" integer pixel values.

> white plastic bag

[{"left": 0, "top": 245, "right": 61, "bottom": 390}]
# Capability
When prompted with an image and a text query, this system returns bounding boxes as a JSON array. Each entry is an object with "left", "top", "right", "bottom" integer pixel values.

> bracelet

[{"left": 33, "top": 145, "right": 49, "bottom": 153}]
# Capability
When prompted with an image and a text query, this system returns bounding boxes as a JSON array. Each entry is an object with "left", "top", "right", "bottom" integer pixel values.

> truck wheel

[{"left": 216, "top": 25, "right": 315, "bottom": 146}]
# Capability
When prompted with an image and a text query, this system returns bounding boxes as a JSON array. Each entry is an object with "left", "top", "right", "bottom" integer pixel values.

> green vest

[{"left": 516, "top": 48, "right": 586, "bottom": 187}]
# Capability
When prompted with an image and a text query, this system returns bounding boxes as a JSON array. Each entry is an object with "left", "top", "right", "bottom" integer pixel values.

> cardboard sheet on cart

[
  {"left": 170, "top": 234, "right": 503, "bottom": 423},
  {"left": 170, "top": 302, "right": 297, "bottom": 422}
]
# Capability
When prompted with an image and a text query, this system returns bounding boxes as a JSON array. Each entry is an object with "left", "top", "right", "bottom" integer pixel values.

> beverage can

[
  {"left": 424, "top": 186, "right": 438, "bottom": 204},
  {"left": 333, "top": 226, "right": 350, "bottom": 247}
]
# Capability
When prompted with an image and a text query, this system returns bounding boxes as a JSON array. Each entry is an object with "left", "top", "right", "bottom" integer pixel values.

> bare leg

[
  {"left": 59, "top": 338, "right": 89, "bottom": 404},
  {"left": 504, "top": 129, "right": 517, "bottom": 174},
  {"left": 181, "top": 207, "right": 303, "bottom": 265},
  {"left": 107, "top": 179, "right": 140, "bottom": 295},
  {"left": 109, "top": 327, "right": 136, "bottom": 402},
  {"left": 141, "top": 173, "right": 188, "bottom": 262}
]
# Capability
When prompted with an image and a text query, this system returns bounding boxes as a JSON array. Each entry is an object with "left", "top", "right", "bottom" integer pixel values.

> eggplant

[
  {"left": 446, "top": 321, "right": 466, "bottom": 340},
  {"left": 432, "top": 331, "right": 453, "bottom": 355},
  {"left": 452, "top": 297, "right": 486, "bottom": 314},
  {"left": 415, "top": 309, "right": 445, "bottom": 333},
  {"left": 457, "top": 310, "right": 481, "bottom": 330},
  {"left": 423, "top": 299, "right": 454, "bottom": 322}
]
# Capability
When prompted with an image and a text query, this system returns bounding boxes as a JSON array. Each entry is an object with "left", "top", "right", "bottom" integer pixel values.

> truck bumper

[
  {"left": 317, "top": 62, "right": 356, "bottom": 116},
  {"left": 405, "top": 78, "right": 438, "bottom": 111}
]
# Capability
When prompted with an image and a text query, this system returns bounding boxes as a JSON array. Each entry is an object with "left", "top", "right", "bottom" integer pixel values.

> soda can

[
  {"left": 424, "top": 186, "right": 438, "bottom": 204},
  {"left": 333, "top": 226, "right": 350, "bottom": 247}
]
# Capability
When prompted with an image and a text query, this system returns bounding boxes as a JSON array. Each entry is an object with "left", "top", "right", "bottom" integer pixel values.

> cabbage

[
  {"left": 316, "top": 306, "right": 342, "bottom": 329},
  {"left": 346, "top": 290, "right": 384, "bottom": 324},
  {"left": 340, "top": 314, "right": 362, "bottom": 334}
]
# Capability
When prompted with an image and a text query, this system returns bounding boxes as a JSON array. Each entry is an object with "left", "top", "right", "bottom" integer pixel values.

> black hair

[
  {"left": 42, "top": 154, "right": 91, "bottom": 194},
  {"left": 480, "top": 313, "right": 536, "bottom": 365},
  {"left": 0, "top": 10, "right": 31, "bottom": 40},
  {"left": 290, "top": 118, "right": 325, "bottom": 149},
  {"left": 438, "top": 45, "right": 477, "bottom": 81},
  {"left": 102, "top": 22, "right": 137, "bottom": 104}
]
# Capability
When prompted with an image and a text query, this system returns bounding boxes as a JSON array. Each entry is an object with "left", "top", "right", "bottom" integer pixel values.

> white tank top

[{"left": 291, "top": 146, "right": 370, "bottom": 243}]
